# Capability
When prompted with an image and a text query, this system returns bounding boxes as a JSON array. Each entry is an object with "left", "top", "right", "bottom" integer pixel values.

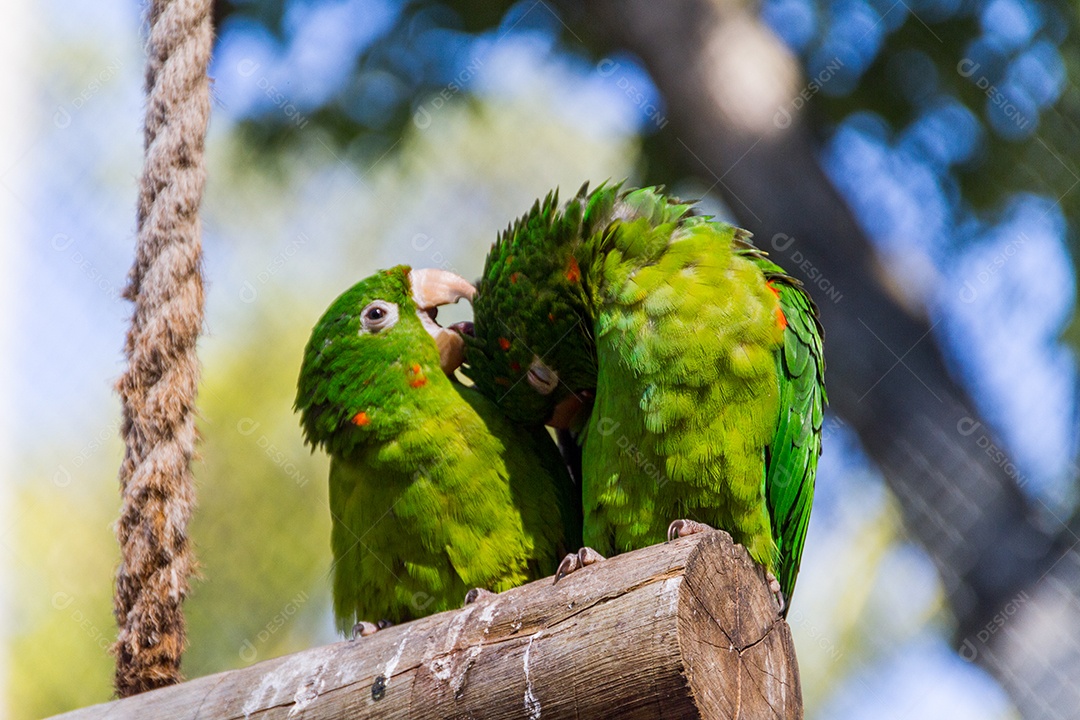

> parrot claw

[
  {"left": 766, "top": 572, "right": 785, "bottom": 614},
  {"left": 351, "top": 619, "right": 393, "bottom": 640},
  {"left": 666, "top": 519, "right": 715, "bottom": 542},
  {"left": 463, "top": 588, "right": 496, "bottom": 605},
  {"left": 553, "top": 547, "right": 605, "bottom": 584}
]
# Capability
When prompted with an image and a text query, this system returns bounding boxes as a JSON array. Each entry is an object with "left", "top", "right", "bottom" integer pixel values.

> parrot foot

[
  {"left": 351, "top": 619, "right": 393, "bottom": 640},
  {"left": 666, "top": 519, "right": 715, "bottom": 542},
  {"left": 553, "top": 547, "right": 606, "bottom": 584},
  {"left": 463, "top": 588, "right": 496, "bottom": 605},
  {"left": 765, "top": 572, "right": 785, "bottom": 614}
]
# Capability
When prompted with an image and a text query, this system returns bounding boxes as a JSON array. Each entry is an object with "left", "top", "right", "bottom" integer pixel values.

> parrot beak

[
  {"left": 409, "top": 268, "right": 476, "bottom": 308},
  {"left": 408, "top": 269, "right": 477, "bottom": 374}
]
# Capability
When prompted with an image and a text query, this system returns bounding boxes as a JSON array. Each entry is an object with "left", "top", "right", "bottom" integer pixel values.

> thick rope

[{"left": 113, "top": 0, "right": 211, "bottom": 697}]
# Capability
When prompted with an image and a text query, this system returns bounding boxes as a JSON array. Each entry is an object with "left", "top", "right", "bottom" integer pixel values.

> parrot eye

[
  {"left": 360, "top": 301, "right": 399, "bottom": 333},
  {"left": 526, "top": 357, "right": 559, "bottom": 395}
]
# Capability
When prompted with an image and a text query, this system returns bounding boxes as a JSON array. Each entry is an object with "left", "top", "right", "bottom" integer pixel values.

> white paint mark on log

[
  {"left": 241, "top": 670, "right": 281, "bottom": 720},
  {"left": 523, "top": 630, "right": 543, "bottom": 719},
  {"left": 241, "top": 654, "right": 328, "bottom": 719},
  {"left": 478, "top": 598, "right": 500, "bottom": 632},
  {"left": 383, "top": 626, "right": 413, "bottom": 687},
  {"left": 451, "top": 645, "right": 483, "bottom": 697},
  {"left": 429, "top": 656, "right": 453, "bottom": 682},
  {"left": 288, "top": 663, "right": 328, "bottom": 717},
  {"left": 657, "top": 577, "right": 681, "bottom": 617},
  {"left": 444, "top": 604, "right": 475, "bottom": 652}
]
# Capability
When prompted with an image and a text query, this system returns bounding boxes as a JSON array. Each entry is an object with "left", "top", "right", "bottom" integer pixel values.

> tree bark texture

[{"left": 52, "top": 531, "right": 802, "bottom": 719}]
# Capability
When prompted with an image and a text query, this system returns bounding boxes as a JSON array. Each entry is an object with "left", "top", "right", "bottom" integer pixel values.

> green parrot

[
  {"left": 295, "top": 265, "right": 580, "bottom": 635},
  {"left": 441, "top": 183, "right": 825, "bottom": 613}
]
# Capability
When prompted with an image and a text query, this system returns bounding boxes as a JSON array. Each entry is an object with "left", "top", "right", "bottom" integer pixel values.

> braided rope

[{"left": 113, "top": 0, "right": 211, "bottom": 697}]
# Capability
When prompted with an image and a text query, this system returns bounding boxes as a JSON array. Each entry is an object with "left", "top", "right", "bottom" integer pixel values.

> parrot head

[
  {"left": 295, "top": 265, "right": 474, "bottom": 455},
  {"left": 417, "top": 190, "right": 601, "bottom": 430},
  {"left": 457, "top": 267, "right": 596, "bottom": 430}
]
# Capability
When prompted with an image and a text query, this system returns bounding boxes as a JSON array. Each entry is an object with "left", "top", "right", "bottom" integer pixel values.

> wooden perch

[{"left": 52, "top": 531, "right": 802, "bottom": 719}]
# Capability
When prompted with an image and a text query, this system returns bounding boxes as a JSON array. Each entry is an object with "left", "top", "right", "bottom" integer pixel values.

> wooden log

[{"left": 51, "top": 531, "right": 802, "bottom": 719}]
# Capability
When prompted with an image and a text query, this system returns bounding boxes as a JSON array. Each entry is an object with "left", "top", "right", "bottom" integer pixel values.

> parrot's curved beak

[{"left": 408, "top": 269, "right": 476, "bottom": 374}]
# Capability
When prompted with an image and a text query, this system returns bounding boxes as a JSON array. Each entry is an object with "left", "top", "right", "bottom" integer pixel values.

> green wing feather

[{"left": 738, "top": 242, "right": 827, "bottom": 605}]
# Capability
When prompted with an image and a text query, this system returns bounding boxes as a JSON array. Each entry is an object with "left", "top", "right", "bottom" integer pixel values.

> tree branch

[{"left": 51, "top": 532, "right": 802, "bottom": 719}]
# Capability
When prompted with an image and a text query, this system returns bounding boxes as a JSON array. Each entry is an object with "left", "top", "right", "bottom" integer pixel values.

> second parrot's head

[
  {"left": 295, "top": 265, "right": 475, "bottom": 456},
  {"left": 455, "top": 261, "right": 597, "bottom": 430},
  {"left": 411, "top": 190, "right": 603, "bottom": 430}
]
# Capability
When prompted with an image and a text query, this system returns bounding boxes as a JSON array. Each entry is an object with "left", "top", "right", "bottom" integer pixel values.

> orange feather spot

[
  {"left": 565, "top": 256, "right": 581, "bottom": 283},
  {"left": 510, "top": 272, "right": 519, "bottom": 284},
  {"left": 510, "top": 361, "right": 521, "bottom": 372},
  {"left": 767, "top": 282, "right": 786, "bottom": 329},
  {"left": 498, "top": 337, "right": 511, "bottom": 351},
  {"left": 775, "top": 306, "right": 788, "bottom": 331},
  {"left": 408, "top": 363, "right": 428, "bottom": 388},
  {"left": 548, "top": 313, "right": 556, "bottom": 323},
  {"left": 352, "top": 411, "right": 370, "bottom": 426}
]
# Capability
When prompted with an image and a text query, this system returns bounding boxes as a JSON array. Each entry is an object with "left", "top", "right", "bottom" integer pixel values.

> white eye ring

[{"left": 360, "top": 300, "right": 399, "bottom": 333}]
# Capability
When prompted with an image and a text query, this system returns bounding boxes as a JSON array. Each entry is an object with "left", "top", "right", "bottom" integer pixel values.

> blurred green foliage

[
  {"left": 183, "top": 307, "right": 333, "bottom": 678},
  {"left": 9, "top": 478, "right": 116, "bottom": 718}
]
